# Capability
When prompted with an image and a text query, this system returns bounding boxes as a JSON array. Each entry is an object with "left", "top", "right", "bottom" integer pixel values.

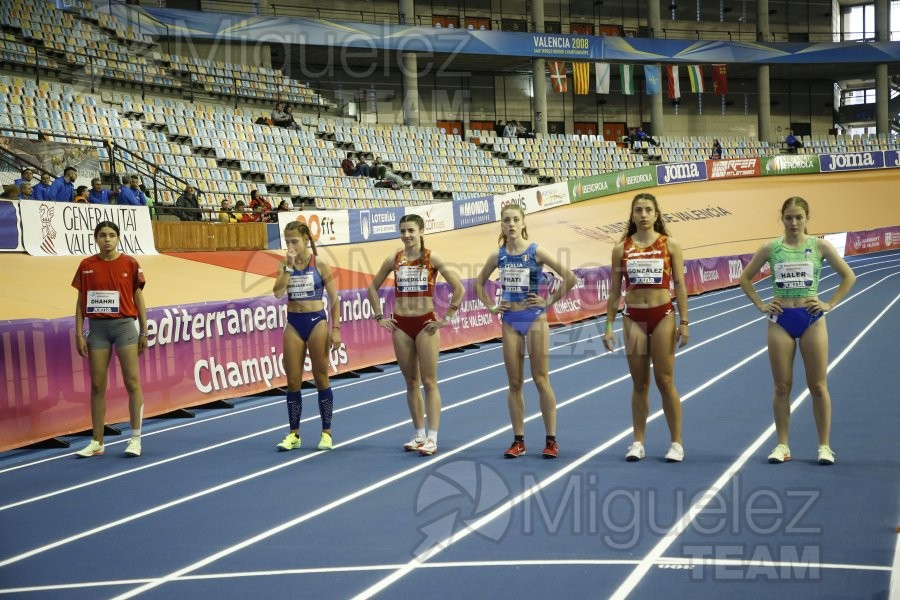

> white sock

[
  {"left": 131, "top": 429, "right": 141, "bottom": 440},
  {"left": 428, "top": 430, "right": 438, "bottom": 444},
  {"left": 415, "top": 428, "right": 426, "bottom": 440}
]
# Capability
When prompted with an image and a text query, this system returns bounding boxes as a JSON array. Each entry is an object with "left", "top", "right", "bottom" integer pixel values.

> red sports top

[
  {"left": 621, "top": 235, "right": 672, "bottom": 290},
  {"left": 393, "top": 249, "right": 437, "bottom": 298},
  {"left": 72, "top": 254, "right": 146, "bottom": 319}
]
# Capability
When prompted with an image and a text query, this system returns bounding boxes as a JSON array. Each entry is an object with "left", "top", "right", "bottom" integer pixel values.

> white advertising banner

[
  {"left": 20, "top": 201, "right": 157, "bottom": 256},
  {"left": 276, "top": 210, "right": 351, "bottom": 248},
  {"left": 408, "top": 202, "right": 456, "bottom": 234}
]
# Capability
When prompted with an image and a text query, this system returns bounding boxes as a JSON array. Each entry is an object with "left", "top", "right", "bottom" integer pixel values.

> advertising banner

[
  {"left": 409, "top": 202, "right": 456, "bottom": 234},
  {"left": 275, "top": 209, "right": 351, "bottom": 247},
  {"left": 349, "top": 207, "right": 405, "bottom": 243},
  {"left": 819, "top": 151, "right": 885, "bottom": 172},
  {"left": 707, "top": 157, "right": 760, "bottom": 179},
  {"left": 0, "top": 200, "right": 23, "bottom": 252},
  {"left": 453, "top": 195, "right": 495, "bottom": 229},
  {"left": 844, "top": 226, "right": 900, "bottom": 255},
  {"left": 760, "top": 154, "right": 820, "bottom": 176},
  {"left": 568, "top": 172, "right": 617, "bottom": 203},
  {"left": 19, "top": 201, "right": 157, "bottom": 256},
  {"left": 656, "top": 161, "right": 708, "bottom": 186}
]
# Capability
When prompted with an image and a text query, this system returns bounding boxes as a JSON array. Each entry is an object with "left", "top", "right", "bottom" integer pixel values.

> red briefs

[
  {"left": 623, "top": 301, "right": 674, "bottom": 335},
  {"left": 394, "top": 312, "right": 436, "bottom": 340}
]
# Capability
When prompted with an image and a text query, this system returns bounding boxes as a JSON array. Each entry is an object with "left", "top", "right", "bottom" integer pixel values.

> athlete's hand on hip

[
  {"left": 760, "top": 299, "right": 783, "bottom": 316},
  {"left": 423, "top": 318, "right": 445, "bottom": 334},
  {"left": 377, "top": 317, "right": 397, "bottom": 331},
  {"left": 526, "top": 293, "right": 547, "bottom": 309},
  {"left": 804, "top": 298, "right": 829, "bottom": 315}
]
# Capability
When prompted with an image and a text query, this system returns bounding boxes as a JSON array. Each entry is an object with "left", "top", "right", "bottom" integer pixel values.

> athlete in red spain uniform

[{"left": 604, "top": 193, "right": 689, "bottom": 463}]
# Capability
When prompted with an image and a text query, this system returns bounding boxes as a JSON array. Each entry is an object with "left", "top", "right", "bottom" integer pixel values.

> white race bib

[
  {"left": 501, "top": 267, "right": 530, "bottom": 292},
  {"left": 86, "top": 290, "right": 120, "bottom": 314},
  {"left": 288, "top": 273, "right": 316, "bottom": 298},
  {"left": 626, "top": 258, "right": 664, "bottom": 285},
  {"left": 396, "top": 265, "right": 429, "bottom": 293},
  {"left": 774, "top": 261, "right": 814, "bottom": 289}
]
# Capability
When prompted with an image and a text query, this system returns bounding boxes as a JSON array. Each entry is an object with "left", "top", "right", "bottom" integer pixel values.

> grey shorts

[{"left": 87, "top": 318, "right": 139, "bottom": 349}]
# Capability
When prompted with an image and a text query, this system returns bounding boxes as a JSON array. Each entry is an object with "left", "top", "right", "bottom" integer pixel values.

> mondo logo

[{"left": 294, "top": 214, "right": 334, "bottom": 241}]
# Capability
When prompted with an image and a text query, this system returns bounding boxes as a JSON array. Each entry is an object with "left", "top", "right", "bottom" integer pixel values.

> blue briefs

[
  {"left": 769, "top": 306, "right": 823, "bottom": 339},
  {"left": 502, "top": 307, "right": 545, "bottom": 336},
  {"left": 287, "top": 310, "right": 327, "bottom": 342}
]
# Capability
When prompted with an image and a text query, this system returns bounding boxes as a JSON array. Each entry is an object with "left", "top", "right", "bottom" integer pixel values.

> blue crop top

[
  {"left": 498, "top": 243, "right": 542, "bottom": 303},
  {"left": 287, "top": 255, "right": 325, "bottom": 301}
]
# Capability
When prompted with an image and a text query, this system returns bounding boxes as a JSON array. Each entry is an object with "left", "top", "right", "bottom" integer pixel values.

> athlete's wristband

[
  {"left": 605, "top": 322, "right": 614, "bottom": 332},
  {"left": 680, "top": 320, "right": 689, "bottom": 326},
  {"left": 374, "top": 314, "right": 384, "bottom": 321}
]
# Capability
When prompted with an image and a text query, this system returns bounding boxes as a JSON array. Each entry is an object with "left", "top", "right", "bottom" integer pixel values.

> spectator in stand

[
  {"left": 283, "top": 104, "right": 299, "bottom": 129},
  {"left": 74, "top": 185, "right": 89, "bottom": 203},
  {"left": 516, "top": 121, "right": 535, "bottom": 139},
  {"left": 503, "top": 120, "right": 517, "bottom": 138},
  {"left": 356, "top": 155, "right": 370, "bottom": 178},
  {"left": 271, "top": 102, "right": 291, "bottom": 128},
  {"left": 175, "top": 184, "right": 203, "bottom": 221},
  {"left": 372, "top": 156, "right": 387, "bottom": 179},
  {"left": 18, "top": 182, "right": 34, "bottom": 199},
  {"left": 88, "top": 178, "right": 111, "bottom": 204},
  {"left": 2, "top": 185, "right": 18, "bottom": 199},
  {"left": 277, "top": 199, "right": 294, "bottom": 212},
  {"left": 495, "top": 120, "right": 506, "bottom": 136},
  {"left": 341, "top": 152, "right": 356, "bottom": 176},
  {"left": 13, "top": 168, "right": 34, "bottom": 187},
  {"left": 710, "top": 139, "right": 723, "bottom": 160},
  {"left": 384, "top": 168, "right": 412, "bottom": 189},
  {"left": 634, "top": 127, "right": 659, "bottom": 147},
  {"left": 249, "top": 189, "right": 274, "bottom": 223},
  {"left": 785, "top": 129, "right": 804, "bottom": 153},
  {"left": 234, "top": 200, "right": 253, "bottom": 222},
  {"left": 48, "top": 166, "right": 78, "bottom": 202},
  {"left": 117, "top": 175, "right": 147, "bottom": 206},
  {"left": 219, "top": 198, "right": 239, "bottom": 223},
  {"left": 33, "top": 173, "right": 52, "bottom": 200}
]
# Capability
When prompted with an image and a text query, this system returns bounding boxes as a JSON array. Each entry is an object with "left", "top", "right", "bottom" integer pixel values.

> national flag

[
  {"left": 712, "top": 64, "right": 728, "bottom": 95},
  {"left": 665, "top": 65, "right": 680, "bottom": 99},
  {"left": 549, "top": 61, "right": 567, "bottom": 93},
  {"left": 620, "top": 64, "right": 634, "bottom": 95},
  {"left": 644, "top": 65, "right": 660, "bottom": 95},
  {"left": 687, "top": 64, "right": 705, "bottom": 93},
  {"left": 572, "top": 62, "right": 590, "bottom": 95},
  {"left": 595, "top": 62, "right": 610, "bottom": 94}
]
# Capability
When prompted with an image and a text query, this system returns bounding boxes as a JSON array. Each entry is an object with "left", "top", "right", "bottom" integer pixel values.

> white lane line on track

[
  {"left": 0, "top": 558, "right": 891, "bottom": 595},
  {"left": 608, "top": 288, "right": 900, "bottom": 600}
]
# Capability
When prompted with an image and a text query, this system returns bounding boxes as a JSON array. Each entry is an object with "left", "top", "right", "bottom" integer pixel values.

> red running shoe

[
  {"left": 504, "top": 440, "right": 526, "bottom": 459},
  {"left": 542, "top": 439, "right": 558, "bottom": 459}
]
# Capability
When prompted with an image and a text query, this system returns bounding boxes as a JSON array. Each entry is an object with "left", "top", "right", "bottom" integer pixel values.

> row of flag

[{"left": 548, "top": 62, "right": 729, "bottom": 97}]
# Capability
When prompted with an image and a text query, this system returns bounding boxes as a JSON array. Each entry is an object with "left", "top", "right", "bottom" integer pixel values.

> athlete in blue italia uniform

[{"left": 273, "top": 221, "right": 342, "bottom": 452}]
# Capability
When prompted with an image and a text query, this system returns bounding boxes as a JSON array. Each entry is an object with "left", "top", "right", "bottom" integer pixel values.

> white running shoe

[
  {"left": 75, "top": 440, "right": 104, "bottom": 458},
  {"left": 767, "top": 443, "right": 791, "bottom": 463},
  {"left": 124, "top": 438, "right": 141, "bottom": 457},
  {"left": 817, "top": 445, "right": 835, "bottom": 465},
  {"left": 403, "top": 435, "right": 426, "bottom": 452},
  {"left": 418, "top": 439, "right": 437, "bottom": 456},
  {"left": 664, "top": 442, "right": 684, "bottom": 463},
  {"left": 625, "top": 442, "right": 645, "bottom": 462}
]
